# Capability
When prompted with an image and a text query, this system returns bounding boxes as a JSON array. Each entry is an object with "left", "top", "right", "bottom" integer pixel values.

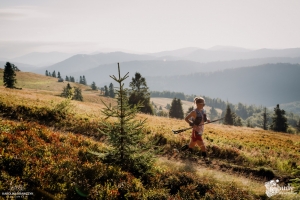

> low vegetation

[{"left": 0, "top": 69, "right": 299, "bottom": 199}]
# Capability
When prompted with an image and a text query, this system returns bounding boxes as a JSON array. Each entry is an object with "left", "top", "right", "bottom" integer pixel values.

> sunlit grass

[{"left": 0, "top": 69, "right": 299, "bottom": 198}]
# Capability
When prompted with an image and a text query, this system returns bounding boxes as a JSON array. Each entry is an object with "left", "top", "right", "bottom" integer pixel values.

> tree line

[{"left": 45, "top": 70, "right": 102, "bottom": 92}]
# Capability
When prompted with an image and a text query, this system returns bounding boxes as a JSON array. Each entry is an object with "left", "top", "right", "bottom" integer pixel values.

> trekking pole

[{"left": 172, "top": 117, "right": 224, "bottom": 134}]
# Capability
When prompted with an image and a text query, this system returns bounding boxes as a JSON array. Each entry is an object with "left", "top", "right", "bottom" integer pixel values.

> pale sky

[{"left": 1, "top": 0, "right": 300, "bottom": 58}]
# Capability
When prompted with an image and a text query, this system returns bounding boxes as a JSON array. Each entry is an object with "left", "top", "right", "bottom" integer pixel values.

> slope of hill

[
  {"left": 146, "top": 63, "right": 300, "bottom": 107},
  {"left": 0, "top": 69, "right": 300, "bottom": 199}
]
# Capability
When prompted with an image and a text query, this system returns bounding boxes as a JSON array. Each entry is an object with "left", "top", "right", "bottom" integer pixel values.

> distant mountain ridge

[
  {"left": 145, "top": 63, "right": 300, "bottom": 107},
  {"left": 59, "top": 57, "right": 300, "bottom": 86},
  {"left": 34, "top": 52, "right": 157, "bottom": 75},
  {"left": 183, "top": 48, "right": 300, "bottom": 62},
  {"left": 0, "top": 61, "right": 37, "bottom": 72},
  {"left": 11, "top": 52, "right": 74, "bottom": 67}
]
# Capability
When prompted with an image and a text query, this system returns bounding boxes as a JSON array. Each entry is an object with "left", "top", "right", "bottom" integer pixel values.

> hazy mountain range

[
  {"left": 1, "top": 46, "right": 300, "bottom": 107},
  {"left": 145, "top": 63, "right": 300, "bottom": 107},
  {"left": 9, "top": 52, "right": 74, "bottom": 67}
]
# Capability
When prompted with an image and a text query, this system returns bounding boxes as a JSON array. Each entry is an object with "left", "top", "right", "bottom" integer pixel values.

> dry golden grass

[
  {"left": 1, "top": 75, "right": 299, "bottom": 174},
  {"left": 1, "top": 69, "right": 300, "bottom": 198}
]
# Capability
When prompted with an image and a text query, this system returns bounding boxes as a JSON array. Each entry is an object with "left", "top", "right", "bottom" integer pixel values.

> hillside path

[{"left": 157, "top": 156, "right": 266, "bottom": 196}]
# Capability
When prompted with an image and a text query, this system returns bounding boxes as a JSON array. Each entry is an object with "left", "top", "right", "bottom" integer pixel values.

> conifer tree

[
  {"left": 61, "top": 83, "right": 74, "bottom": 99},
  {"left": 57, "top": 71, "right": 61, "bottom": 79},
  {"left": 224, "top": 104, "right": 234, "bottom": 125},
  {"left": 73, "top": 87, "right": 83, "bottom": 101},
  {"left": 297, "top": 119, "right": 300, "bottom": 133},
  {"left": 234, "top": 115, "right": 243, "bottom": 126},
  {"left": 128, "top": 72, "right": 153, "bottom": 115},
  {"left": 83, "top": 75, "right": 87, "bottom": 85},
  {"left": 247, "top": 119, "right": 253, "bottom": 128},
  {"left": 48, "top": 72, "right": 51, "bottom": 76},
  {"left": 65, "top": 76, "right": 69, "bottom": 82},
  {"left": 3, "top": 62, "right": 17, "bottom": 88},
  {"left": 91, "top": 81, "right": 97, "bottom": 90},
  {"left": 169, "top": 98, "right": 184, "bottom": 119},
  {"left": 210, "top": 106, "right": 218, "bottom": 120},
  {"left": 100, "top": 87, "right": 104, "bottom": 95},
  {"left": 104, "top": 85, "right": 109, "bottom": 96},
  {"left": 263, "top": 107, "right": 268, "bottom": 130},
  {"left": 270, "top": 104, "right": 288, "bottom": 132},
  {"left": 45, "top": 70, "right": 48, "bottom": 76},
  {"left": 109, "top": 83, "right": 115, "bottom": 98},
  {"left": 186, "top": 106, "right": 194, "bottom": 116},
  {"left": 79, "top": 76, "right": 83, "bottom": 84},
  {"left": 91, "top": 63, "right": 154, "bottom": 176},
  {"left": 166, "top": 103, "right": 171, "bottom": 110}
]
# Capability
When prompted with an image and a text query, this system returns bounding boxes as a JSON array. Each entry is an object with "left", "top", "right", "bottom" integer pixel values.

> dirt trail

[{"left": 157, "top": 156, "right": 266, "bottom": 196}]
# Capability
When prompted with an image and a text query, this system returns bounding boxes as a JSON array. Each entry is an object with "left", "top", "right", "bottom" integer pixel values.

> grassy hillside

[{"left": 0, "top": 70, "right": 299, "bottom": 199}]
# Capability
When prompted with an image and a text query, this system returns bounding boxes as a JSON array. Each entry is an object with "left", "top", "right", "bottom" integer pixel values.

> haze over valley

[{"left": 1, "top": 46, "right": 299, "bottom": 109}]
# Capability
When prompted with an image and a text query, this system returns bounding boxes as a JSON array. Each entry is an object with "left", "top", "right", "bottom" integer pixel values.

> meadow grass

[
  {"left": 1, "top": 83, "right": 299, "bottom": 176},
  {"left": 0, "top": 69, "right": 299, "bottom": 198}
]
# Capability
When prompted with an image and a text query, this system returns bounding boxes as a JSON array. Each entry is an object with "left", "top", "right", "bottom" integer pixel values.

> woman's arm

[{"left": 185, "top": 111, "right": 196, "bottom": 125}]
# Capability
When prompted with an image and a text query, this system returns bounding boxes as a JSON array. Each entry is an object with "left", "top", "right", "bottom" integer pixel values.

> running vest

[{"left": 192, "top": 109, "right": 206, "bottom": 134}]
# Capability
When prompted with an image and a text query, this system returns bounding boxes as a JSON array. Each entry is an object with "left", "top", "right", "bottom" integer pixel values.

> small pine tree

[
  {"left": 79, "top": 76, "right": 83, "bottom": 84},
  {"left": 3, "top": 62, "right": 17, "bottom": 88},
  {"left": 166, "top": 103, "right": 171, "bottom": 110},
  {"left": 104, "top": 85, "right": 109, "bottom": 96},
  {"left": 91, "top": 81, "right": 97, "bottom": 90},
  {"left": 247, "top": 119, "right": 252, "bottom": 128},
  {"left": 100, "top": 87, "right": 104, "bottom": 95},
  {"left": 65, "top": 76, "right": 69, "bottom": 82},
  {"left": 128, "top": 72, "right": 153, "bottom": 115},
  {"left": 48, "top": 72, "right": 51, "bottom": 76},
  {"left": 45, "top": 70, "right": 48, "bottom": 76},
  {"left": 73, "top": 87, "right": 83, "bottom": 101},
  {"left": 52, "top": 70, "right": 56, "bottom": 78},
  {"left": 169, "top": 98, "right": 184, "bottom": 119},
  {"left": 91, "top": 63, "right": 154, "bottom": 177},
  {"left": 61, "top": 83, "right": 74, "bottom": 99},
  {"left": 270, "top": 104, "right": 288, "bottom": 132},
  {"left": 234, "top": 115, "right": 243, "bottom": 126},
  {"left": 57, "top": 71, "right": 61, "bottom": 79},
  {"left": 109, "top": 83, "right": 115, "bottom": 98},
  {"left": 186, "top": 106, "right": 194, "bottom": 116},
  {"left": 224, "top": 104, "right": 234, "bottom": 125},
  {"left": 263, "top": 107, "right": 268, "bottom": 130},
  {"left": 210, "top": 106, "right": 218, "bottom": 120},
  {"left": 83, "top": 75, "right": 87, "bottom": 85},
  {"left": 296, "top": 119, "right": 300, "bottom": 133}
]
